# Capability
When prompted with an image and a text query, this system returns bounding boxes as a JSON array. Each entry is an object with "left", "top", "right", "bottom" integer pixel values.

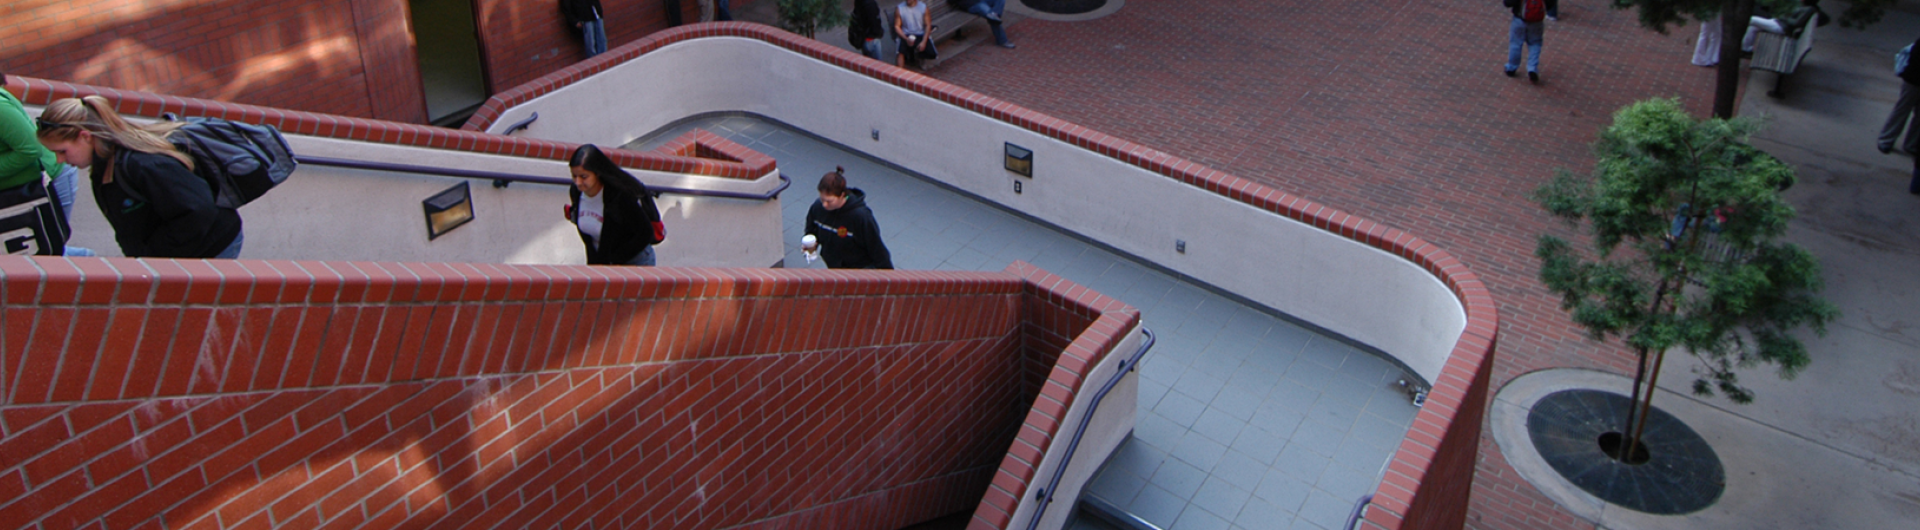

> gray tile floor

[{"left": 628, "top": 115, "right": 1422, "bottom": 530}]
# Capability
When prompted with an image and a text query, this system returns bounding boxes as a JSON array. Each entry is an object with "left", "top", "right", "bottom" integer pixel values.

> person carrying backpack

[
  {"left": 849, "top": 0, "right": 884, "bottom": 60},
  {"left": 1502, "top": 0, "right": 1558, "bottom": 84},
  {"left": 36, "top": 96, "right": 243, "bottom": 259},
  {"left": 1877, "top": 36, "right": 1920, "bottom": 156}
]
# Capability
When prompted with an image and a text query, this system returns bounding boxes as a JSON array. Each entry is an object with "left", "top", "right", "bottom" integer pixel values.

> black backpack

[{"left": 117, "top": 116, "right": 296, "bottom": 209}]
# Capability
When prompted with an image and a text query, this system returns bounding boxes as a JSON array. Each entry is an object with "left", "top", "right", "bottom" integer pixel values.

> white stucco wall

[
  {"left": 41, "top": 106, "right": 785, "bottom": 268},
  {"left": 483, "top": 37, "right": 1464, "bottom": 382}
]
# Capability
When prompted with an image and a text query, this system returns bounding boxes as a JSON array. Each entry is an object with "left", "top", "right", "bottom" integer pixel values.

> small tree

[
  {"left": 1534, "top": 98, "right": 1838, "bottom": 459},
  {"left": 777, "top": 0, "right": 849, "bottom": 38}
]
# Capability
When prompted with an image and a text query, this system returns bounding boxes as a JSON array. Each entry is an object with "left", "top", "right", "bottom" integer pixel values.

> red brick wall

[
  {"left": 472, "top": 0, "right": 695, "bottom": 97},
  {"left": 467, "top": 25, "right": 1503, "bottom": 530},
  {"left": 0, "top": 0, "right": 413, "bottom": 121},
  {"left": 0, "top": 0, "right": 707, "bottom": 124},
  {"left": 0, "top": 257, "right": 1117, "bottom": 530},
  {"left": 968, "top": 264, "right": 1140, "bottom": 530}
]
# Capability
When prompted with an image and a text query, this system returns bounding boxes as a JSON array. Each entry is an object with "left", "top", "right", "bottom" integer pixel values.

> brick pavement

[{"left": 934, "top": 1, "right": 1718, "bottom": 528}]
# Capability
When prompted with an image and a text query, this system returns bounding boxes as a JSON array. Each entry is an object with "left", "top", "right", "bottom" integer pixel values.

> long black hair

[{"left": 569, "top": 144, "right": 647, "bottom": 197}]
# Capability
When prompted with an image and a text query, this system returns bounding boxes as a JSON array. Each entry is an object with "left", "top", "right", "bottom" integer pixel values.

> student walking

[
  {"left": 1878, "top": 36, "right": 1920, "bottom": 155},
  {"left": 804, "top": 167, "right": 892, "bottom": 269},
  {"left": 36, "top": 96, "right": 243, "bottom": 258},
  {"left": 564, "top": 144, "right": 664, "bottom": 265},
  {"left": 1, "top": 71, "right": 80, "bottom": 256},
  {"left": 1503, "top": 0, "right": 1557, "bottom": 84}
]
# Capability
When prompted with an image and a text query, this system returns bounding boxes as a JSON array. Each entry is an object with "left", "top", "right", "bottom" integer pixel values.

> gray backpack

[{"left": 117, "top": 116, "right": 297, "bottom": 209}]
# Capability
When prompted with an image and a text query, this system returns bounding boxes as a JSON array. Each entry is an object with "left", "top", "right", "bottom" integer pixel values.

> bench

[
  {"left": 1749, "top": 19, "right": 1816, "bottom": 97},
  {"left": 883, "top": 0, "right": 994, "bottom": 68}
]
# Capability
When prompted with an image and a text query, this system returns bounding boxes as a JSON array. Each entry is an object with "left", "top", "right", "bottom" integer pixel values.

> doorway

[{"left": 409, "top": 0, "right": 489, "bottom": 126}]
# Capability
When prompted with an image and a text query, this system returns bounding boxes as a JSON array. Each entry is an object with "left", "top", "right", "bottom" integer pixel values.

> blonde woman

[{"left": 36, "top": 96, "right": 242, "bottom": 258}]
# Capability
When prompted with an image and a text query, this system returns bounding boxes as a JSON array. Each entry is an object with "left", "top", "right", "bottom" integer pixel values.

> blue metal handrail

[
  {"left": 1344, "top": 493, "right": 1374, "bottom": 530},
  {"left": 295, "top": 155, "right": 791, "bottom": 201},
  {"left": 501, "top": 112, "right": 538, "bottom": 135},
  {"left": 1024, "top": 327, "right": 1155, "bottom": 530}
]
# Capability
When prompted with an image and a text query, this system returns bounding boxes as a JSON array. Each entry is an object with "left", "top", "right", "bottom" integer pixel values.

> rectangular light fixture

[
  {"left": 1005, "top": 142, "right": 1033, "bottom": 178},
  {"left": 423, "top": 182, "right": 475, "bottom": 240}
]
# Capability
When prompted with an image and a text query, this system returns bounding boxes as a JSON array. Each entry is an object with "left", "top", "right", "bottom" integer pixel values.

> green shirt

[{"left": 0, "top": 88, "right": 63, "bottom": 190}]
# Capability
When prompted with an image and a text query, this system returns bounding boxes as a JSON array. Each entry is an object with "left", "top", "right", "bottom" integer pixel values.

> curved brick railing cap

[
  {"left": 0, "top": 77, "right": 774, "bottom": 179},
  {"left": 468, "top": 21, "right": 1498, "bottom": 530}
]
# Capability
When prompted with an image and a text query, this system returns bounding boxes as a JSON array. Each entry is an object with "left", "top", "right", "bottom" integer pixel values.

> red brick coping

[
  {"left": 468, "top": 23, "right": 1498, "bottom": 530},
  {"left": 2, "top": 79, "right": 775, "bottom": 180}
]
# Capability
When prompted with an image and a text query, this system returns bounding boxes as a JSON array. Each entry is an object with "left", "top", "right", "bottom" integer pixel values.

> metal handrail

[
  {"left": 502, "top": 112, "right": 538, "bottom": 135},
  {"left": 295, "top": 155, "right": 791, "bottom": 201},
  {"left": 1344, "top": 493, "right": 1374, "bottom": 530},
  {"left": 1024, "top": 328, "right": 1155, "bottom": 530}
]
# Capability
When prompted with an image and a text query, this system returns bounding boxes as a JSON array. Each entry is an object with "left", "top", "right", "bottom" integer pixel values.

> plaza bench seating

[
  {"left": 883, "top": 0, "right": 991, "bottom": 68},
  {"left": 1749, "top": 20, "right": 1817, "bottom": 97}
]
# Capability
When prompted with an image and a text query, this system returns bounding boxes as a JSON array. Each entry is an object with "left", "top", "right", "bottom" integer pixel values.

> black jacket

[
  {"left": 1503, "top": 0, "right": 1557, "bottom": 19},
  {"left": 92, "top": 149, "right": 242, "bottom": 258},
  {"left": 570, "top": 183, "right": 659, "bottom": 265},
  {"left": 560, "top": 0, "right": 603, "bottom": 25},
  {"left": 850, "top": 0, "right": 883, "bottom": 42},
  {"left": 804, "top": 188, "right": 892, "bottom": 269}
]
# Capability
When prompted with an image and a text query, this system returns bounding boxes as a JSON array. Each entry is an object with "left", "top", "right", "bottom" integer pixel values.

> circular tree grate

[
  {"left": 1526, "top": 389, "right": 1725, "bottom": 515},
  {"left": 1019, "top": 0, "right": 1108, "bottom": 15}
]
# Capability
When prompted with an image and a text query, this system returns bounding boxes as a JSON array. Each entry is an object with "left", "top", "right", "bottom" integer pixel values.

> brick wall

[
  {"left": 468, "top": 24, "right": 1503, "bottom": 530},
  {"left": 0, "top": 0, "right": 700, "bottom": 124},
  {"left": 0, "top": 257, "right": 1130, "bottom": 529},
  {"left": 968, "top": 264, "right": 1140, "bottom": 530}
]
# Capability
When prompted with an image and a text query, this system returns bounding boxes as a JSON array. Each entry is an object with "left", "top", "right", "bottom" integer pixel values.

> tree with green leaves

[
  {"left": 777, "top": 0, "right": 849, "bottom": 38},
  {"left": 1534, "top": 98, "right": 1838, "bottom": 458},
  {"left": 1610, "top": 0, "right": 1894, "bottom": 118}
]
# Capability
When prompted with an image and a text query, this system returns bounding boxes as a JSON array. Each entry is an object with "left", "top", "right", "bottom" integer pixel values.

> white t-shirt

[
  {"left": 576, "top": 192, "right": 606, "bottom": 249},
  {"left": 897, "top": 1, "right": 928, "bottom": 36}
]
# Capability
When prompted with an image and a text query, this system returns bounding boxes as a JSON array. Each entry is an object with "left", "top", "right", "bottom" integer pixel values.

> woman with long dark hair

[
  {"left": 564, "top": 144, "right": 663, "bottom": 265},
  {"left": 36, "top": 96, "right": 242, "bottom": 258}
]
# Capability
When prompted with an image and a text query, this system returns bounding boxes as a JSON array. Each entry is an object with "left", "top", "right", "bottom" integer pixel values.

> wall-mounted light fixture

[
  {"left": 423, "top": 182, "right": 475, "bottom": 240},
  {"left": 1005, "top": 142, "right": 1033, "bottom": 178}
]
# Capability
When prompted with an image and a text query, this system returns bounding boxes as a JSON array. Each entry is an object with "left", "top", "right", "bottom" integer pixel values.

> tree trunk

[
  {"left": 1625, "top": 347, "right": 1669, "bottom": 461},
  {"left": 1713, "top": 0, "right": 1757, "bottom": 118},
  {"left": 1622, "top": 345, "right": 1651, "bottom": 449}
]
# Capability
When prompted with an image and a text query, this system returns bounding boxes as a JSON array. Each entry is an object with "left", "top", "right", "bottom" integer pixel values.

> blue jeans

[
  {"left": 625, "top": 246, "right": 656, "bottom": 266},
  {"left": 215, "top": 231, "right": 243, "bottom": 259},
  {"left": 715, "top": 0, "right": 732, "bottom": 21},
  {"left": 1506, "top": 17, "right": 1543, "bottom": 73},
  {"left": 48, "top": 166, "right": 95, "bottom": 257},
  {"left": 582, "top": 19, "right": 608, "bottom": 57},
  {"left": 964, "top": 0, "right": 1010, "bottom": 46},
  {"left": 862, "top": 38, "right": 883, "bottom": 60}
]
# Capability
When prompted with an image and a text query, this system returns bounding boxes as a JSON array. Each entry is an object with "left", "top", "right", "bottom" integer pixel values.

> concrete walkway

[
  {"left": 628, "top": 116, "right": 1426, "bottom": 530},
  {"left": 911, "top": 0, "right": 1919, "bottom": 528}
]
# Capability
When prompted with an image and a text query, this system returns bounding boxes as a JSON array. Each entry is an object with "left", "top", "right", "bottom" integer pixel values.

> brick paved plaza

[{"left": 934, "top": 2, "right": 1722, "bottom": 528}]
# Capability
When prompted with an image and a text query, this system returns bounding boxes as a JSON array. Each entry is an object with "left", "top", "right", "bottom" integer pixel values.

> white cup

[{"left": 801, "top": 234, "right": 818, "bottom": 252}]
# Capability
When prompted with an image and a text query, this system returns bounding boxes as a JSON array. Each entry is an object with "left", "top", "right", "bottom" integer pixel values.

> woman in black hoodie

[
  {"left": 564, "top": 144, "right": 663, "bottom": 265},
  {"left": 804, "top": 167, "right": 892, "bottom": 269},
  {"left": 36, "top": 96, "right": 242, "bottom": 259}
]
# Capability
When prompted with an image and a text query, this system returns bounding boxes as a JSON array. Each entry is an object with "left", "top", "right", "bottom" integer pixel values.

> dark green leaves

[{"left": 1532, "top": 98, "right": 1837, "bottom": 401}]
